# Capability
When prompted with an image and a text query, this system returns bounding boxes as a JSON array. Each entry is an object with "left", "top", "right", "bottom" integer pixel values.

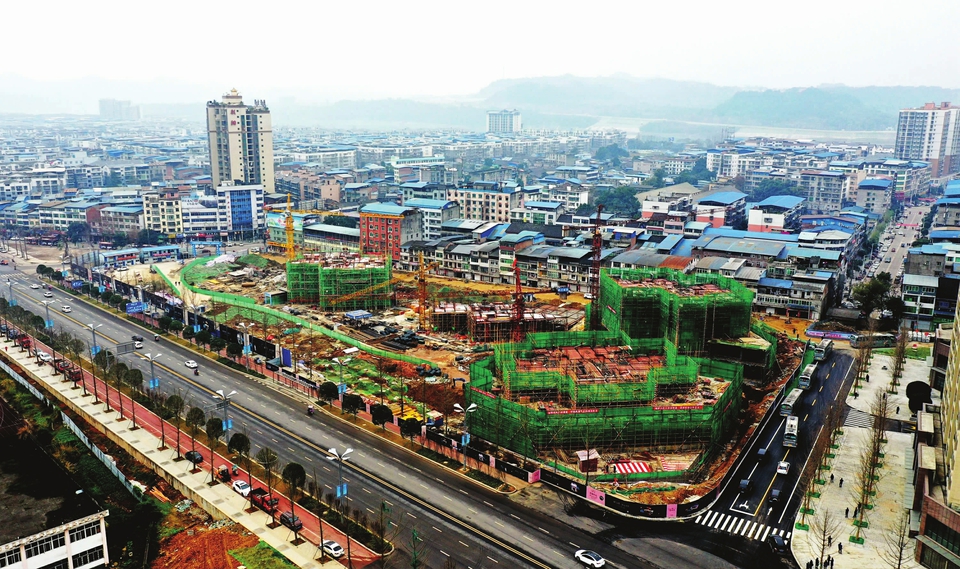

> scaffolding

[
  {"left": 464, "top": 268, "right": 762, "bottom": 477},
  {"left": 592, "top": 267, "right": 754, "bottom": 355},
  {"left": 286, "top": 253, "right": 393, "bottom": 311}
]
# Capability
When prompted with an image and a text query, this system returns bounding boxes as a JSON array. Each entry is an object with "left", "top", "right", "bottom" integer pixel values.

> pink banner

[
  {"left": 586, "top": 487, "right": 606, "bottom": 505},
  {"left": 666, "top": 504, "right": 678, "bottom": 518}
]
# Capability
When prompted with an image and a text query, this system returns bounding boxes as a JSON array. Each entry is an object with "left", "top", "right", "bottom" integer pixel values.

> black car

[
  {"left": 279, "top": 512, "right": 303, "bottom": 531},
  {"left": 768, "top": 534, "right": 788, "bottom": 554},
  {"left": 131, "top": 335, "right": 145, "bottom": 342},
  {"left": 184, "top": 450, "right": 203, "bottom": 465},
  {"left": 739, "top": 479, "right": 753, "bottom": 494}
]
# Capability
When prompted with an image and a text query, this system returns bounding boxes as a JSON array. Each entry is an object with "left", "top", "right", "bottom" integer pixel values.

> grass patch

[
  {"left": 417, "top": 447, "right": 464, "bottom": 470},
  {"left": 874, "top": 346, "right": 931, "bottom": 360},
  {"left": 464, "top": 468, "right": 512, "bottom": 491},
  {"left": 229, "top": 541, "right": 299, "bottom": 569}
]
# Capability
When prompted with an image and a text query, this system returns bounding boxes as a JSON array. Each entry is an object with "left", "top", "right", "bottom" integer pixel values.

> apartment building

[
  {"left": 638, "top": 183, "right": 701, "bottom": 218},
  {"left": 206, "top": 89, "right": 275, "bottom": 192},
  {"left": 404, "top": 198, "right": 460, "bottom": 240},
  {"left": 446, "top": 182, "right": 523, "bottom": 224},
  {"left": 797, "top": 170, "right": 849, "bottom": 213},
  {"left": 693, "top": 191, "right": 747, "bottom": 228},
  {"left": 401, "top": 182, "right": 450, "bottom": 203},
  {"left": 486, "top": 110, "right": 522, "bottom": 134},
  {"left": 747, "top": 195, "right": 805, "bottom": 233},
  {"left": 215, "top": 183, "right": 265, "bottom": 238},
  {"left": 100, "top": 205, "right": 144, "bottom": 236},
  {"left": 359, "top": 203, "right": 422, "bottom": 259},
  {"left": 510, "top": 201, "right": 563, "bottom": 225},
  {"left": 275, "top": 169, "right": 342, "bottom": 208},
  {"left": 289, "top": 145, "right": 357, "bottom": 169},
  {"left": 142, "top": 190, "right": 184, "bottom": 236},
  {"left": 855, "top": 178, "right": 893, "bottom": 214},
  {"left": 895, "top": 102, "right": 960, "bottom": 179},
  {"left": 830, "top": 158, "right": 931, "bottom": 200}
]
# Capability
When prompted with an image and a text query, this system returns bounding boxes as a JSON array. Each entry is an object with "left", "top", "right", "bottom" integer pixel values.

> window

[
  {"left": 0, "top": 549, "right": 22, "bottom": 567},
  {"left": 37, "top": 560, "right": 68, "bottom": 569},
  {"left": 69, "top": 521, "right": 102, "bottom": 542},
  {"left": 25, "top": 534, "right": 66, "bottom": 557},
  {"left": 71, "top": 546, "right": 104, "bottom": 567}
]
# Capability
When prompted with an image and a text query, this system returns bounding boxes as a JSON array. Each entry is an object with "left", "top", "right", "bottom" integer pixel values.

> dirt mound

[{"left": 151, "top": 523, "right": 257, "bottom": 569}]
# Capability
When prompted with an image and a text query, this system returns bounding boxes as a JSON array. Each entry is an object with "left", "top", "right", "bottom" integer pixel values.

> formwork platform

[
  {"left": 430, "top": 302, "right": 582, "bottom": 341},
  {"left": 286, "top": 253, "right": 392, "bottom": 311}
]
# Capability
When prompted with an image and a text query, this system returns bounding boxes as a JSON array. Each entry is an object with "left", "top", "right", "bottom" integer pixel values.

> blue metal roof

[
  {"left": 523, "top": 201, "right": 563, "bottom": 209},
  {"left": 758, "top": 277, "right": 793, "bottom": 289},
  {"left": 404, "top": 198, "right": 455, "bottom": 209},
  {"left": 930, "top": 229, "right": 960, "bottom": 239},
  {"left": 785, "top": 245, "right": 842, "bottom": 260},
  {"left": 360, "top": 203, "right": 413, "bottom": 216},
  {"left": 703, "top": 228, "right": 800, "bottom": 242},
  {"left": 858, "top": 179, "right": 893, "bottom": 190},
  {"left": 934, "top": 198, "right": 960, "bottom": 206},
  {"left": 756, "top": 195, "right": 804, "bottom": 210},
  {"left": 698, "top": 191, "right": 746, "bottom": 206}
]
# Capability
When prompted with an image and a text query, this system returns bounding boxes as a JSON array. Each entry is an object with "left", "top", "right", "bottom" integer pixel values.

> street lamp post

[
  {"left": 5, "top": 280, "right": 16, "bottom": 307},
  {"left": 213, "top": 389, "right": 237, "bottom": 447},
  {"left": 88, "top": 323, "right": 106, "bottom": 409},
  {"left": 327, "top": 447, "right": 353, "bottom": 568},
  {"left": 454, "top": 403, "right": 477, "bottom": 471},
  {"left": 237, "top": 322, "right": 254, "bottom": 368},
  {"left": 40, "top": 300, "right": 54, "bottom": 330}
]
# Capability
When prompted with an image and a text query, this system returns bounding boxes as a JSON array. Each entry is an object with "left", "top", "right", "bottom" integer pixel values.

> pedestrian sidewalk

[
  {"left": 0, "top": 337, "right": 377, "bottom": 569},
  {"left": 791, "top": 350, "right": 930, "bottom": 569}
]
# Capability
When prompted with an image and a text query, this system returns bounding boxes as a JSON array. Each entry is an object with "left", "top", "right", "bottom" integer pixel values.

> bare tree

[
  {"left": 852, "top": 443, "right": 875, "bottom": 541},
  {"left": 810, "top": 507, "right": 841, "bottom": 567},
  {"left": 891, "top": 324, "right": 908, "bottom": 391},
  {"left": 880, "top": 508, "right": 913, "bottom": 569}
]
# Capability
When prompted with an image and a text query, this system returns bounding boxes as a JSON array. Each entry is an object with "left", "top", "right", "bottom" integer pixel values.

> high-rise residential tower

[
  {"left": 895, "top": 102, "right": 960, "bottom": 179},
  {"left": 206, "top": 89, "right": 275, "bottom": 192},
  {"left": 486, "top": 109, "right": 522, "bottom": 134}
]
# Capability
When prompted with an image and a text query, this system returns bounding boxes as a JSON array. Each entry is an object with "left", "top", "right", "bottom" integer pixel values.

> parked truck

[{"left": 249, "top": 488, "right": 279, "bottom": 514}]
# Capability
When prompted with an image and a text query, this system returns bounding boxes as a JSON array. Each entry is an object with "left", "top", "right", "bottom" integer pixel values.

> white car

[
  {"left": 30, "top": 284, "right": 40, "bottom": 289},
  {"left": 43, "top": 292, "right": 53, "bottom": 298},
  {"left": 574, "top": 550, "right": 605, "bottom": 568},
  {"left": 134, "top": 341, "right": 143, "bottom": 349},
  {"left": 61, "top": 306, "right": 71, "bottom": 313},
  {"left": 184, "top": 360, "right": 198, "bottom": 369},
  {"left": 322, "top": 540, "right": 344, "bottom": 558},
  {"left": 777, "top": 461, "right": 790, "bottom": 475},
  {"left": 232, "top": 480, "right": 251, "bottom": 496},
  {"left": 37, "top": 352, "right": 53, "bottom": 363}
]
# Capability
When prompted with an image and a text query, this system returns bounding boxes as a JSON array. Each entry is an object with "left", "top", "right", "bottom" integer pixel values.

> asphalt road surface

[{"left": 0, "top": 264, "right": 746, "bottom": 569}]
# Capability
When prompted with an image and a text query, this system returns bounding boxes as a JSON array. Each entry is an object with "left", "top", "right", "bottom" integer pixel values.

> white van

[{"left": 61, "top": 305, "right": 71, "bottom": 313}]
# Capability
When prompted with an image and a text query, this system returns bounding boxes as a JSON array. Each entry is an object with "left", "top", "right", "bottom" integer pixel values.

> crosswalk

[
  {"left": 694, "top": 511, "right": 791, "bottom": 543},
  {"left": 844, "top": 408, "right": 876, "bottom": 428}
]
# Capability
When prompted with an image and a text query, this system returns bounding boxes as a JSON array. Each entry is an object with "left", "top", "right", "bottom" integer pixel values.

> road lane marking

[
  {"left": 440, "top": 550, "right": 450, "bottom": 557},
  {"left": 803, "top": 413, "right": 809, "bottom": 422},
  {"left": 407, "top": 512, "right": 417, "bottom": 519},
  {"left": 537, "top": 527, "right": 550, "bottom": 534},
  {"left": 362, "top": 487, "right": 371, "bottom": 494},
  {"left": 569, "top": 542, "right": 579, "bottom": 548},
  {"left": 459, "top": 541, "right": 469, "bottom": 548},
  {"left": 494, "top": 521, "right": 504, "bottom": 527},
  {"left": 432, "top": 526, "right": 443, "bottom": 533},
  {"left": 486, "top": 556, "right": 499, "bottom": 564},
  {"left": 522, "top": 535, "right": 534, "bottom": 542}
]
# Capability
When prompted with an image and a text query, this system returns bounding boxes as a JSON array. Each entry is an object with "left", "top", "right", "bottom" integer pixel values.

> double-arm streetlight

[
  {"left": 213, "top": 389, "right": 237, "bottom": 444},
  {"left": 454, "top": 403, "right": 477, "bottom": 471},
  {"left": 327, "top": 447, "right": 354, "bottom": 568},
  {"left": 237, "top": 322, "right": 254, "bottom": 367},
  {"left": 5, "top": 280, "right": 16, "bottom": 307},
  {"left": 332, "top": 357, "right": 352, "bottom": 386}
]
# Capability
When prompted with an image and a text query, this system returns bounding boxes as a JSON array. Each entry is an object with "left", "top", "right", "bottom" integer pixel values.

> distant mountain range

[{"left": 3, "top": 74, "right": 960, "bottom": 134}]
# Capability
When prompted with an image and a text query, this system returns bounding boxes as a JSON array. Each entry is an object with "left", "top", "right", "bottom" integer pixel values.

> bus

[
  {"left": 798, "top": 363, "right": 818, "bottom": 389},
  {"left": 98, "top": 241, "right": 114, "bottom": 250},
  {"left": 780, "top": 388, "right": 802, "bottom": 417},
  {"left": 814, "top": 339, "right": 834, "bottom": 361},
  {"left": 783, "top": 416, "right": 799, "bottom": 448},
  {"left": 849, "top": 333, "right": 896, "bottom": 349}
]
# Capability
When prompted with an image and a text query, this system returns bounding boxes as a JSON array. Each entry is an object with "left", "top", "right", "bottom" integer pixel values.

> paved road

[
  {"left": 681, "top": 351, "right": 856, "bottom": 568},
  {"left": 3, "top": 265, "right": 703, "bottom": 569}
]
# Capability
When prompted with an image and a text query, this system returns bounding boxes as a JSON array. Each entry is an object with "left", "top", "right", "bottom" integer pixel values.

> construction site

[
  {"left": 285, "top": 252, "right": 395, "bottom": 311},
  {"left": 464, "top": 267, "right": 802, "bottom": 505}
]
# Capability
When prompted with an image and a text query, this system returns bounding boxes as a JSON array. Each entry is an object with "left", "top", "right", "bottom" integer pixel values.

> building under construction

[
  {"left": 430, "top": 302, "right": 583, "bottom": 342},
  {"left": 285, "top": 252, "right": 394, "bottom": 311},
  {"left": 464, "top": 268, "right": 773, "bottom": 477}
]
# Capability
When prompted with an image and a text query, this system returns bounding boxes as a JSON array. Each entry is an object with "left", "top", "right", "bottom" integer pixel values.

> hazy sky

[{"left": 5, "top": 0, "right": 959, "bottom": 104}]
